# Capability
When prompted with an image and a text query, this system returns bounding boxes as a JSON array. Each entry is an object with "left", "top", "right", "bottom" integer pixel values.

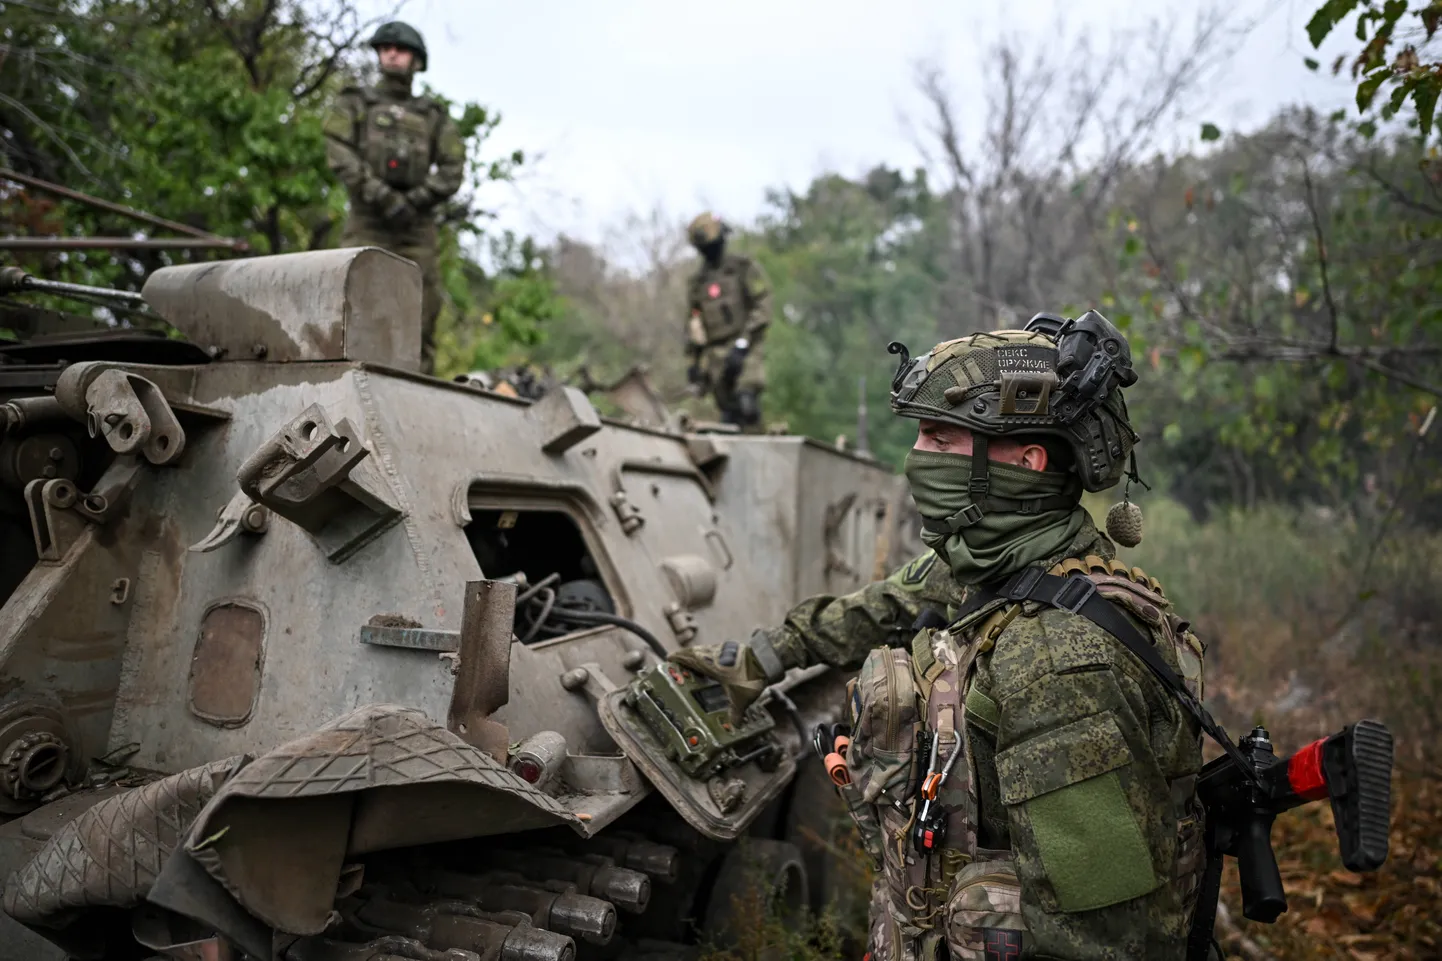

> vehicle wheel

[{"left": 701, "top": 838, "right": 809, "bottom": 947}]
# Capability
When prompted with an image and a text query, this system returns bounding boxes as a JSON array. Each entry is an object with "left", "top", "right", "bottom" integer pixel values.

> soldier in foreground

[
  {"left": 674, "top": 314, "right": 1210, "bottom": 958},
  {"left": 684, "top": 213, "right": 772, "bottom": 430},
  {"left": 324, "top": 21, "right": 464, "bottom": 374}
]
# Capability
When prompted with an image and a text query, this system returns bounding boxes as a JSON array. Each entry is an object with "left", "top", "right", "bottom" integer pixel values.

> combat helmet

[
  {"left": 369, "top": 21, "right": 428, "bottom": 72},
  {"left": 889, "top": 310, "right": 1140, "bottom": 517},
  {"left": 687, "top": 212, "right": 727, "bottom": 249}
]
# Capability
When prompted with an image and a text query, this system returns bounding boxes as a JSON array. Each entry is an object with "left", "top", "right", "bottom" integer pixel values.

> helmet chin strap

[{"left": 969, "top": 431, "right": 993, "bottom": 514}]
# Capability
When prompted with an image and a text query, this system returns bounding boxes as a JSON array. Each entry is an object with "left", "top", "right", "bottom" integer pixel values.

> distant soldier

[
  {"left": 684, "top": 213, "right": 772, "bottom": 429},
  {"left": 324, "top": 21, "right": 464, "bottom": 373}
]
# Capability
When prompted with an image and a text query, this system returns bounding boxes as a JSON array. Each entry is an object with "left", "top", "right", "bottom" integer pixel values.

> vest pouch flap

[
  {"left": 995, "top": 711, "right": 1131, "bottom": 804},
  {"left": 995, "top": 711, "right": 1160, "bottom": 912}
]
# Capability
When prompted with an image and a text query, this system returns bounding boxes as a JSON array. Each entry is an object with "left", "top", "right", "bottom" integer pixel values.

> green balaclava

[{"left": 905, "top": 449, "right": 1085, "bottom": 584}]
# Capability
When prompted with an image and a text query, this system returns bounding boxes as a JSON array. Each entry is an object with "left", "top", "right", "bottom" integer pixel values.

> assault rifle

[{"left": 1187, "top": 719, "right": 1393, "bottom": 960}]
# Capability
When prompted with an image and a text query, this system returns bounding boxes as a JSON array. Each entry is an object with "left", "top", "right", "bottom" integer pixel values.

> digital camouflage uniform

[
  {"left": 323, "top": 22, "right": 464, "bottom": 373},
  {"left": 684, "top": 213, "right": 771, "bottom": 429},
  {"left": 674, "top": 316, "right": 1209, "bottom": 959},
  {"left": 760, "top": 523, "right": 1207, "bottom": 959}
]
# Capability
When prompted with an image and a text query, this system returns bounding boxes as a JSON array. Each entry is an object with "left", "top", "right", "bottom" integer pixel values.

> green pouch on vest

[
  {"left": 996, "top": 711, "right": 1160, "bottom": 912},
  {"left": 963, "top": 686, "right": 999, "bottom": 739}
]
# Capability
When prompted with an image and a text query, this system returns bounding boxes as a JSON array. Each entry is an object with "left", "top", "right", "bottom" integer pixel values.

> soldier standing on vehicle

[
  {"left": 672, "top": 314, "right": 1213, "bottom": 959},
  {"left": 684, "top": 213, "right": 772, "bottom": 430},
  {"left": 324, "top": 21, "right": 464, "bottom": 374}
]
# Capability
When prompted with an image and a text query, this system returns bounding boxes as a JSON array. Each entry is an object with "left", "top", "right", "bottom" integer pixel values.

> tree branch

[{"left": 1300, "top": 159, "right": 1342, "bottom": 352}]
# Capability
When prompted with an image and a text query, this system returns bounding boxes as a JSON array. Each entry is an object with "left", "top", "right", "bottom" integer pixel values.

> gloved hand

[
  {"left": 379, "top": 191, "right": 416, "bottom": 224},
  {"left": 684, "top": 345, "right": 706, "bottom": 395},
  {"left": 668, "top": 632, "right": 785, "bottom": 723},
  {"left": 721, "top": 337, "right": 749, "bottom": 389},
  {"left": 405, "top": 186, "right": 435, "bottom": 211}
]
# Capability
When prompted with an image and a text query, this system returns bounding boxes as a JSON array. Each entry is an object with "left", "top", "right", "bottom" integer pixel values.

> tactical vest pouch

[
  {"left": 1173, "top": 790, "right": 1207, "bottom": 917},
  {"left": 875, "top": 805, "right": 935, "bottom": 961},
  {"left": 836, "top": 774, "right": 884, "bottom": 869},
  {"left": 365, "top": 105, "right": 433, "bottom": 190},
  {"left": 867, "top": 879, "right": 936, "bottom": 961},
  {"left": 849, "top": 646, "right": 923, "bottom": 805},
  {"left": 698, "top": 270, "right": 744, "bottom": 343},
  {"left": 944, "top": 856, "right": 1026, "bottom": 961}
]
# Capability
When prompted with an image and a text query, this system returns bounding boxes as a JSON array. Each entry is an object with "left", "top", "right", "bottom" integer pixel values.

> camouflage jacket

[
  {"left": 686, "top": 253, "right": 772, "bottom": 347},
  {"left": 762, "top": 518, "right": 1207, "bottom": 959},
  {"left": 323, "top": 76, "right": 464, "bottom": 223}
]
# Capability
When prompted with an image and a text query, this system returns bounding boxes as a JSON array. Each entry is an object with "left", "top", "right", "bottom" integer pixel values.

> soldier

[
  {"left": 673, "top": 314, "right": 1212, "bottom": 959},
  {"left": 684, "top": 213, "right": 772, "bottom": 430},
  {"left": 324, "top": 21, "right": 464, "bottom": 374}
]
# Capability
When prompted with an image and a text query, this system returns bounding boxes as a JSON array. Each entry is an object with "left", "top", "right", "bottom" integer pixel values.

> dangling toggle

[{"left": 1106, "top": 450, "right": 1149, "bottom": 549}]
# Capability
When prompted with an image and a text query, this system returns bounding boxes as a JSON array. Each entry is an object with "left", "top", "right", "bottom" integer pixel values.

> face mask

[{"left": 904, "top": 448, "right": 1085, "bottom": 585}]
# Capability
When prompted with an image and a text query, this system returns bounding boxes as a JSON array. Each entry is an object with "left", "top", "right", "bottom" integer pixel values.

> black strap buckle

[
  {"left": 956, "top": 503, "right": 985, "bottom": 527},
  {"left": 1002, "top": 566, "right": 1044, "bottom": 600},
  {"left": 1052, "top": 576, "right": 1097, "bottom": 613}
]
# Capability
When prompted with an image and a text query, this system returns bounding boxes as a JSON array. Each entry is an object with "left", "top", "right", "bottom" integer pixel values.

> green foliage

[
  {"left": 1308, "top": 0, "right": 1442, "bottom": 139},
  {"left": 432, "top": 232, "right": 565, "bottom": 379},
  {"left": 1100, "top": 111, "right": 1442, "bottom": 517},
  {"left": 1, "top": 0, "right": 557, "bottom": 363},
  {"left": 1200, "top": 122, "right": 1222, "bottom": 142},
  {"left": 1307, "top": 0, "right": 1366, "bottom": 47},
  {"left": 752, "top": 167, "right": 946, "bottom": 467}
]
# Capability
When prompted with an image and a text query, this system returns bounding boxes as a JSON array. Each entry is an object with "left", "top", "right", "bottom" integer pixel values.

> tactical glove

[
  {"left": 379, "top": 191, "right": 416, "bottom": 224},
  {"left": 668, "top": 631, "right": 786, "bottom": 723},
  {"left": 405, "top": 186, "right": 435, "bottom": 211},
  {"left": 721, "top": 337, "right": 750, "bottom": 389}
]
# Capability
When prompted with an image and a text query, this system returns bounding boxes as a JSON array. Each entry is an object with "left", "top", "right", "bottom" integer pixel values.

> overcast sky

[{"left": 364, "top": 0, "right": 1361, "bottom": 247}]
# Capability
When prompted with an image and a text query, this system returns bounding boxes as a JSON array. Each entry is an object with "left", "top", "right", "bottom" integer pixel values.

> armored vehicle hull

[{"left": 0, "top": 250, "right": 908, "bottom": 959}]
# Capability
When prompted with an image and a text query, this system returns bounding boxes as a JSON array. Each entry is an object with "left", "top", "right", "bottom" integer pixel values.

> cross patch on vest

[{"left": 982, "top": 928, "right": 1022, "bottom": 961}]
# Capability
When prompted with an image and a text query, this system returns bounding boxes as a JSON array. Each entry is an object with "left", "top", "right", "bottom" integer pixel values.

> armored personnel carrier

[{"left": 0, "top": 249, "right": 912, "bottom": 960}]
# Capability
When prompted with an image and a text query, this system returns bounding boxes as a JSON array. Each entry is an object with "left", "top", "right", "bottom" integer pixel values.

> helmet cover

[{"left": 888, "top": 311, "right": 1139, "bottom": 491}]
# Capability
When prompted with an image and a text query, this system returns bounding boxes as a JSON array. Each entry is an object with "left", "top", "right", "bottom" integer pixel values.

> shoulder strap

[
  {"left": 943, "top": 586, "right": 1006, "bottom": 632},
  {"left": 345, "top": 86, "right": 379, "bottom": 149},
  {"left": 978, "top": 568, "right": 1260, "bottom": 783}
]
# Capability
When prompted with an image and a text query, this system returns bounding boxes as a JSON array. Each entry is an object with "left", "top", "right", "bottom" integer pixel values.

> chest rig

[
  {"left": 841, "top": 557, "right": 1206, "bottom": 961},
  {"left": 357, "top": 89, "right": 438, "bottom": 191},
  {"left": 693, "top": 261, "right": 748, "bottom": 344}
]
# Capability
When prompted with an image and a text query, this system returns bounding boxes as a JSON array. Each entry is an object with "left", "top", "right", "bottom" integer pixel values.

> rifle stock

[{"left": 1186, "top": 719, "right": 1393, "bottom": 960}]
